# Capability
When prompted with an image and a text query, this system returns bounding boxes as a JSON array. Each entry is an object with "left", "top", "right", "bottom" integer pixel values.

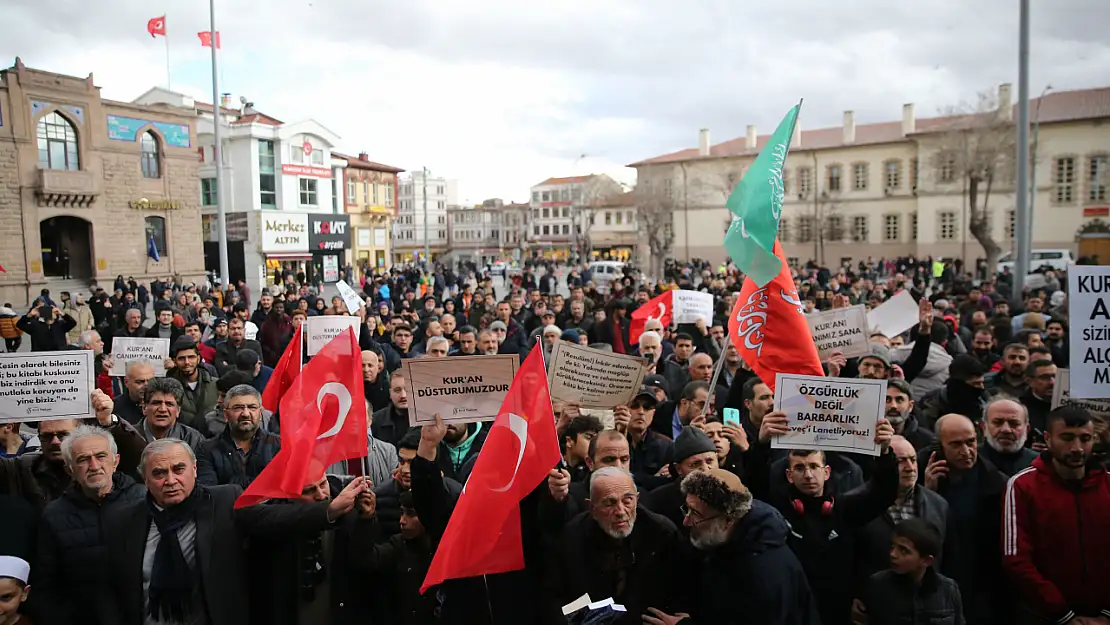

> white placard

[
  {"left": 0, "top": 350, "right": 95, "bottom": 423},
  {"left": 110, "top": 337, "right": 169, "bottom": 377},
  {"left": 546, "top": 341, "right": 648, "bottom": 409},
  {"left": 672, "top": 290, "right": 714, "bottom": 325},
  {"left": 806, "top": 305, "right": 870, "bottom": 360},
  {"left": 866, "top": 290, "right": 918, "bottom": 338},
  {"left": 335, "top": 279, "right": 365, "bottom": 314},
  {"left": 305, "top": 316, "right": 362, "bottom": 356},
  {"left": 1052, "top": 368, "right": 1110, "bottom": 423},
  {"left": 1067, "top": 265, "right": 1110, "bottom": 398},
  {"left": 322, "top": 255, "right": 339, "bottom": 283},
  {"left": 403, "top": 354, "right": 520, "bottom": 425},
  {"left": 772, "top": 373, "right": 886, "bottom": 456}
]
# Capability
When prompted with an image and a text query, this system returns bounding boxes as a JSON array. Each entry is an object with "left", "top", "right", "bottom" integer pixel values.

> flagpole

[
  {"left": 208, "top": 0, "right": 230, "bottom": 289},
  {"left": 164, "top": 25, "right": 172, "bottom": 90},
  {"left": 701, "top": 347, "right": 727, "bottom": 418}
]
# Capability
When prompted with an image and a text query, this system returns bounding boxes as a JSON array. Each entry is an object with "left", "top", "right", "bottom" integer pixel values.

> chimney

[
  {"left": 902, "top": 103, "right": 915, "bottom": 136},
  {"left": 998, "top": 83, "right": 1013, "bottom": 121},
  {"left": 358, "top": 152, "right": 369, "bottom": 162},
  {"left": 793, "top": 117, "right": 801, "bottom": 147},
  {"left": 842, "top": 110, "right": 856, "bottom": 144},
  {"left": 698, "top": 128, "right": 710, "bottom": 157},
  {"left": 220, "top": 93, "right": 231, "bottom": 109},
  {"left": 746, "top": 124, "right": 757, "bottom": 150}
]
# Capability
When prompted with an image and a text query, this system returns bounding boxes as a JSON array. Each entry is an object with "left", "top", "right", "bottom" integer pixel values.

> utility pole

[
  {"left": 1027, "top": 86, "right": 1052, "bottom": 246},
  {"left": 422, "top": 166, "right": 429, "bottom": 264},
  {"left": 208, "top": 0, "right": 229, "bottom": 288},
  {"left": 1013, "top": 0, "right": 1032, "bottom": 307}
]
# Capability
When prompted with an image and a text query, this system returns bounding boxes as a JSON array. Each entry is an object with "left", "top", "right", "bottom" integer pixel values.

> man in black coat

[
  {"left": 143, "top": 305, "right": 183, "bottom": 345},
  {"left": 371, "top": 371, "right": 413, "bottom": 449},
  {"left": 196, "top": 384, "right": 280, "bottom": 488},
  {"left": 642, "top": 426, "right": 719, "bottom": 529},
  {"left": 214, "top": 317, "right": 264, "bottom": 376},
  {"left": 373, "top": 430, "right": 462, "bottom": 541},
  {"left": 16, "top": 304, "right": 76, "bottom": 351},
  {"left": 102, "top": 438, "right": 368, "bottom": 625},
  {"left": 34, "top": 424, "right": 147, "bottom": 625}
]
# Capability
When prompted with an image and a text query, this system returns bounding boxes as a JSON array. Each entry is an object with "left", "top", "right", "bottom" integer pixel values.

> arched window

[
  {"left": 141, "top": 132, "right": 161, "bottom": 178},
  {"left": 145, "top": 216, "right": 167, "bottom": 257},
  {"left": 36, "top": 112, "right": 79, "bottom": 171}
]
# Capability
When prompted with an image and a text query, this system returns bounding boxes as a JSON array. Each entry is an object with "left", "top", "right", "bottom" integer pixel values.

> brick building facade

[{"left": 0, "top": 58, "right": 205, "bottom": 307}]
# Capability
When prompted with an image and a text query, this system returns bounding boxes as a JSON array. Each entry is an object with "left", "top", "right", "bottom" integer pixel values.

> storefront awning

[{"left": 265, "top": 252, "right": 314, "bottom": 260}]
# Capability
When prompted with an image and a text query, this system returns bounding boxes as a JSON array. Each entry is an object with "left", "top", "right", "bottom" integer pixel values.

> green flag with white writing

[{"left": 723, "top": 103, "right": 801, "bottom": 287}]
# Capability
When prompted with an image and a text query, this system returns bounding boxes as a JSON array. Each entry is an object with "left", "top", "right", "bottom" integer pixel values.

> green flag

[{"left": 723, "top": 102, "right": 801, "bottom": 287}]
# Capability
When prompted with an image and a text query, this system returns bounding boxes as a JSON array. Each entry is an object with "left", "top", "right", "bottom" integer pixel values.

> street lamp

[{"left": 1026, "top": 85, "right": 1052, "bottom": 248}]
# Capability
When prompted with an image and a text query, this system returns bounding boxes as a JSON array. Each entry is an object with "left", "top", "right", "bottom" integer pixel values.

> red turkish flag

[
  {"left": 261, "top": 325, "right": 302, "bottom": 413},
  {"left": 629, "top": 290, "right": 673, "bottom": 345},
  {"left": 235, "top": 327, "right": 366, "bottom": 508},
  {"left": 728, "top": 240, "right": 823, "bottom": 393},
  {"left": 147, "top": 16, "right": 166, "bottom": 38},
  {"left": 197, "top": 31, "right": 221, "bottom": 49},
  {"left": 420, "top": 348, "right": 561, "bottom": 593}
]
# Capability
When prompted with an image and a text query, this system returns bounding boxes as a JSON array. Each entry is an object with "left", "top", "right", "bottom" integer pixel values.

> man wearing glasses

[
  {"left": 1019, "top": 359, "right": 1056, "bottom": 450},
  {"left": 196, "top": 384, "right": 281, "bottom": 487}
]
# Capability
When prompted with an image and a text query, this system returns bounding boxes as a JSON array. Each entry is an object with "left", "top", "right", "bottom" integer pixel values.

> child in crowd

[
  {"left": 862, "top": 518, "right": 964, "bottom": 625},
  {"left": 0, "top": 556, "right": 32, "bottom": 625}
]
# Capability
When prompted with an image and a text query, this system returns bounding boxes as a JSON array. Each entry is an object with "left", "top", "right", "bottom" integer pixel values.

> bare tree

[
  {"left": 930, "top": 91, "right": 1015, "bottom": 270},
  {"left": 629, "top": 184, "right": 677, "bottom": 278}
]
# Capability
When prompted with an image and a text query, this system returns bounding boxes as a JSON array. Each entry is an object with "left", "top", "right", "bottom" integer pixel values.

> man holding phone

[{"left": 16, "top": 302, "right": 76, "bottom": 351}]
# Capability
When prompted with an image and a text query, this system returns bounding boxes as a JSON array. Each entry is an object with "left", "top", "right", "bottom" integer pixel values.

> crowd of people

[{"left": 0, "top": 255, "right": 1107, "bottom": 625}]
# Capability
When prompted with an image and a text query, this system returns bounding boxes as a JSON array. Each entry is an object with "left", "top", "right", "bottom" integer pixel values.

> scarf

[{"left": 147, "top": 487, "right": 203, "bottom": 622}]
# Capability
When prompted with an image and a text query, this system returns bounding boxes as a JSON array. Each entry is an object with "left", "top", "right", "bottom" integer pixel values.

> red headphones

[{"left": 792, "top": 497, "right": 835, "bottom": 517}]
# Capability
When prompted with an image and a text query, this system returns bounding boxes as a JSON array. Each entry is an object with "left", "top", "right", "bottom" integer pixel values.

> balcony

[{"left": 36, "top": 169, "right": 100, "bottom": 208}]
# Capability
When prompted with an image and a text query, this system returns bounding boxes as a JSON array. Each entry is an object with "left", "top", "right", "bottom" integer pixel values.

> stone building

[
  {"left": 0, "top": 58, "right": 204, "bottom": 307},
  {"left": 337, "top": 151, "right": 402, "bottom": 274}
]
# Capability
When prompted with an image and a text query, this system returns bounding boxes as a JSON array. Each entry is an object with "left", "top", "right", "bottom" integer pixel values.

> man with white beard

[
  {"left": 545, "top": 466, "right": 680, "bottom": 623},
  {"left": 978, "top": 397, "right": 1038, "bottom": 477}
]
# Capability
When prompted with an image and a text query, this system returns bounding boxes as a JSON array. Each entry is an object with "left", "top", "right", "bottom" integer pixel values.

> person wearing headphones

[{"left": 771, "top": 418, "right": 898, "bottom": 625}]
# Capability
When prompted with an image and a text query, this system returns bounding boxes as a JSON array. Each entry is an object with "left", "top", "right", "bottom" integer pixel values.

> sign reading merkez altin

[
  {"left": 308, "top": 214, "right": 351, "bottom": 251},
  {"left": 1068, "top": 265, "right": 1110, "bottom": 398}
]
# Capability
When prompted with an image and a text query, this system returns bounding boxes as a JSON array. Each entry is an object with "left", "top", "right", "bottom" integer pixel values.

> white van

[
  {"left": 996, "top": 249, "right": 1074, "bottom": 274},
  {"left": 588, "top": 261, "right": 625, "bottom": 294}
]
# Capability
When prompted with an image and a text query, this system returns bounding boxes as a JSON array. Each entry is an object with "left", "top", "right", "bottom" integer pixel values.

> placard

[
  {"left": 772, "top": 373, "right": 886, "bottom": 456},
  {"left": 1067, "top": 265, "right": 1110, "bottom": 398},
  {"left": 403, "top": 354, "right": 519, "bottom": 425},
  {"left": 546, "top": 341, "right": 647, "bottom": 408},
  {"left": 335, "top": 279, "right": 365, "bottom": 314},
  {"left": 806, "top": 305, "right": 870, "bottom": 360},
  {"left": 110, "top": 337, "right": 169, "bottom": 376},
  {"left": 305, "top": 316, "right": 362, "bottom": 356},
  {"left": 1052, "top": 368, "right": 1110, "bottom": 422},
  {"left": 322, "top": 255, "right": 339, "bottom": 283},
  {"left": 866, "top": 290, "right": 918, "bottom": 338},
  {"left": 0, "top": 350, "right": 95, "bottom": 423},
  {"left": 672, "top": 290, "right": 714, "bottom": 325}
]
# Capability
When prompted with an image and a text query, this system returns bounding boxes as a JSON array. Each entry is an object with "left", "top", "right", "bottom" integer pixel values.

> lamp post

[
  {"left": 1012, "top": 0, "right": 1032, "bottom": 307},
  {"left": 208, "top": 0, "right": 229, "bottom": 287},
  {"left": 1026, "top": 85, "right": 1052, "bottom": 249}
]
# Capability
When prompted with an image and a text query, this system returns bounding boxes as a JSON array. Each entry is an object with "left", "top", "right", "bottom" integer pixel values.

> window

[
  {"left": 572, "top": 187, "right": 581, "bottom": 201},
  {"left": 1087, "top": 155, "right": 1109, "bottom": 202},
  {"left": 36, "top": 112, "right": 80, "bottom": 171},
  {"left": 437, "top": 201, "right": 445, "bottom": 210},
  {"left": 561, "top": 224, "right": 570, "bottom": 235},
  {"left": 561, "top": 188, "right": 571, "bottom": 201},
  {"left": 826, "top": 215, "right": 844, "bottom": 242},
  {"left": 437, "top": 185, "right": 445, "bottom": 195},
  {"left": 910, "top": 158, "right": 919, "bottom": 190},
  {"left": 542, "top": 191, "right": 550, "bottom": 202},
  {"left": 883, "top": 214, "right": 900, "bottom": 241},
  {"left": 145, "top": 216, "right": 167, "bottom": 256},
  {"left": 201, "top": 178, "right": 217, "bottom": 206},
  {"left": 373, "top": 182, "right": 379, "bottom": 204},
  {"left": 626, "top": 211, "right": 633, "bottom": 224},
  {"left": 615, "top": 212, "right": 623, "bottom": 225},
  {"left": 311, "top": 148, "right": 323, "bottom": 166},
  {"left": 827, "top": 165, "right": 842, "bottom": 192},
  {"left": 299, "top": 178, "right": 318, "bottom": 206},
  {"left": 561, "top": 207, "right": 570, "bottom": 218},
  {"left": 347, "top": 179, "right": 356, "bottom": 202},
  {"left": 542, "top": 208, "right": 550, "bottom": 219},
  {"left": 663, "top": 178, "right": 674, "bottom": 198},
  {"left": 778, "top": 218, "right": 790, "bottom": 243},
  {"left": 542, "top": 225, "right": 550, "bottom": 235},
  {"left": 1007, "top": 210, "right": 1016, "bottom": 239},
  {"left": 532, "top": 191, "right": 540, "bottom": 202},
  {"left": 911, "top": 212, "right": 918, "bottom": 239},
  {"left": 938, "top": 211, "right": 957, "bottom": 240},
  {"left": 1054, "top": 157, "right": 1076, "bottom": 204},
  {"left": 938, "top": 153, "right": 957, "bottom": 183},
  {"left": 533, "top": 226, "right": 540, "bottom": 236},
  {"left": 604, "top": 212, "right": 612, "bottom": 225},
  {"left": 386, "top": 183, "right": 394, "bottom": 207},
  {"left": 852, "top": 163, "right": 869, "bottom": 191},
  {"left": 884, "top": 160, "right": 901, "bottom": 189},
  {"left": 289, "top": 144, "right": 304, "bottom": 164},
  {"left": 797, "top": 167, "right": 812, "bottom": 196},
  {"left": 797, "top": 216, "right": 814, "bottom": 243},
  {"left": 258, "top": 140, "right": 276, "bottom": 208},
  {"left": 139, "top": 132, "right": 161, "bottom": 178}
]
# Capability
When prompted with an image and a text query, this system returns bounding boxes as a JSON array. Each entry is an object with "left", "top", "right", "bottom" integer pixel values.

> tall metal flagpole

[
  {"left": 164, "top": 24, "right": 172, "bottom": 90},
  {"left": 1012, "top": 0, "right": 1032, "bottom": 307},
  {"left": 209, "top": 0, "right": 230, "bottom": 288}
]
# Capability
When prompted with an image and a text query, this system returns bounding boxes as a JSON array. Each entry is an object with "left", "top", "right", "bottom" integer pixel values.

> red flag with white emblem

[
  {"left": 629, "top": 290, "right": 673, "bottom": 345},
  {"left": 420, "top": 347, "right": 560, "bottom": 592},
  {"left": 197, "top": 31, "right": 221, "bottom": 49},
  {"left": 262, "top": 324, "right": 302, "bottom": 412},
  {"left": 147, "top": 15, "right": 166, "bottom": 38},
  {"left": 234, "top": 327, "right": 366, "bottom": 508}
]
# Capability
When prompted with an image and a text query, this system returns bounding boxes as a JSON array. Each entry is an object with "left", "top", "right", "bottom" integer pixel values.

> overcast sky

[{"left": 3, "top": 0, "right": 1108, "bottom": 202}]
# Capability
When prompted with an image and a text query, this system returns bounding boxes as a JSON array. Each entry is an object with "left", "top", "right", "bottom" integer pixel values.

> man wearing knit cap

[
  {"left": 0, "top": 555, "right": 30, "bottom": 625},
  {"left": 858, "top": 343, "right": 892, "bottom": 380},
  {"left": 642, "top": 426, "right": 719, "bottom": 529},
  {"left": 643, "top": 469, "right": 819, "bottom": 625}
]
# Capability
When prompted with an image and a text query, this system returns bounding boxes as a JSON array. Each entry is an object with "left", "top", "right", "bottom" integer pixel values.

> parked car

[
  {"left": 996, "top": 249, "right": 1074, "bottom": 274},
  {"left": 588, "top": 261, "right": 626, "bottom": 294}
]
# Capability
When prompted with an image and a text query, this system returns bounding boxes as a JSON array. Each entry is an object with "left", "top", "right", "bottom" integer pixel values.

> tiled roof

[
  {"left": 231, "top": 113, "right": 283, "bottom": 126},
  {"left": 334, "top": 152, "right": 405, "bottom": 173},
  {"left": 534, "top": 174, "right": 597, "bottom": 186},
  {"left": 630, "top": 86, "right": 1110, "bottom": 167}
]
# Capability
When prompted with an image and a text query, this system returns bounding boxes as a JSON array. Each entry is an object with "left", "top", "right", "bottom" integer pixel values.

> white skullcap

[{"left": 0, "top": 556, "right": 30, "bottom": 583}]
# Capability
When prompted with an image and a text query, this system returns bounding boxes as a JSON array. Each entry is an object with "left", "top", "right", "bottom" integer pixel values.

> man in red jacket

[{"left": 1003, "top": 406, "right": 1110, "bottom": 624}]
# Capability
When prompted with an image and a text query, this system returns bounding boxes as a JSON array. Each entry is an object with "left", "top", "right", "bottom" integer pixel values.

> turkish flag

[
  {"left": 197, "top": 31, "right": 221, "bottom": 49},
  {"left": 728, "top": 240, "right": 823, "bottom": 393},
  {"left": 235, "top": 327, "right": 366, "bottom": 508},
  {"left": 261, "top": 324, "right": 302, "bottom": 412},
  {"left": 420, "top": 348, "right": 561, "bottom": 593},
  {"left": 147, "top": 15, "right": 166, "bottom": 38},
  {"left": 629, "top": 290, "right": 673, "bottom": 345}
]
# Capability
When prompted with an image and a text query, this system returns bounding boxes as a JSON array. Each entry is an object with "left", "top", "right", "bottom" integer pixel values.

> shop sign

[
  {"left": 281, "top": 164, "right": 332, "bottom": 178},
  {"left": 129, "top": 199, "right": 182, "bottom": 210},
  {"left": 309, "top": 213, "right": 351, "bottom": 251},
  {"left": 261, "top": 213, "right": 309, "bottom": 252}
]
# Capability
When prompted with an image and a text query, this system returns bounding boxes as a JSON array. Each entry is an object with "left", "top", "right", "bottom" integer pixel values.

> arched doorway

[{"left": 39, "top": 216, "right": 92, "bottom": 278}]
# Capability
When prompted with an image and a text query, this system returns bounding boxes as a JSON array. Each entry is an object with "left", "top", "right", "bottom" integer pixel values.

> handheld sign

[
  {"left": 335, "top": 280, "right": 365, "bottom": 315},
  {"left": 1052, "top": 368, "right": 1110, "bottom": 424},
  {"left": 403, "top": 354, "right": 519, "bottom": 426},
  {"left": 0, "top": 350, "right": 95, "bottom": 423},
  {"left": 110, "top": 337, "right": 169, "bottom": 376},
  {"left": 806, "top": 305, "right": 870, "bottom": 360},
  {"left": 546, "top": 341, "right": 648, "bottom": 409},
  {"left": 1067, "top": 265, "right": 1110, "bottom": 398},
  {"left": 772, "top": 373, "right": 886, "bottom": 456},
  {"left": 671, "top": 290, "right": 714, "bottom": 325},
  {"left": 305, "top": 316, "right": 362, "bottom": 356},
  {"left": 866, "top": 290, "right": 918, "bottom": 338}
]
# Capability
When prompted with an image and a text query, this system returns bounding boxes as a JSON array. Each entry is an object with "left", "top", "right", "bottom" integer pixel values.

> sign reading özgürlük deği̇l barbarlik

[{"left": 772, "top": 373, "right": 886, "bottom": 456}]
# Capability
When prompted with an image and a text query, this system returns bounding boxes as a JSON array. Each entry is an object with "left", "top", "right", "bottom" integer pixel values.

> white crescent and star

[
  {"left": 463, "top": 412, "right": 528, "bottom": 495},
  {"left": 315, "top": 382, "right": 352, "bottom": 439}
]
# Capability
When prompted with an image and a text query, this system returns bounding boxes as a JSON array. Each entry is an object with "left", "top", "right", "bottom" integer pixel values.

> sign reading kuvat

[
  {"left": 546, "top": 341, "right": 647, "bottom": 408},
  {"left": 403, "top": 354, "right": 519, "bottom": 425},
  {"left": 806, "top": 305, "right": 870, "bottom": 360},
  {"left": 772, "top": 373, "right": 886, "bottom": 456},
  {"left": 305, "top": 316, "right": 362, "bottom": 356},
  {"left": 1067, "top": 265, "right": 1110, "bottom": 398},
  {"left": 110, "top": 337, "right": 169, "bottom": 376},
  {"left": 0, "top": 350, "right": 95, "bottom": 423}
]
